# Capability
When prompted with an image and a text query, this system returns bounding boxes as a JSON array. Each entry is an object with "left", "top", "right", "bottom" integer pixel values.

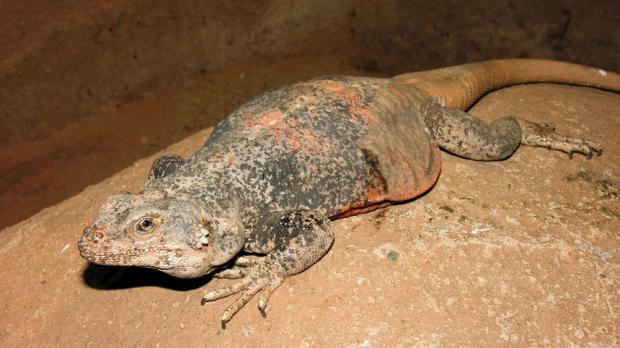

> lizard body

[{"left": 78, "top": 59, "right": 620, "bottom": 327}]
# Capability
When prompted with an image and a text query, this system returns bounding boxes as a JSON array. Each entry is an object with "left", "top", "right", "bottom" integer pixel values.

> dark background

[{"left": 1, "top": 0, "right": 619, "bottom": 229}]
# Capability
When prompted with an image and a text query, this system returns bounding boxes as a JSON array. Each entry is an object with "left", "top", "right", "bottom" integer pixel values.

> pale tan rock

[{"left": 1, "top": 84, "right": 618, "bottom": 346}]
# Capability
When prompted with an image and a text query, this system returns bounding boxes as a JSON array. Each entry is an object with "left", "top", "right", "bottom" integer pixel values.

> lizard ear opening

[{"left": 207, "top": 216, "right": 245, "bottom": 266}]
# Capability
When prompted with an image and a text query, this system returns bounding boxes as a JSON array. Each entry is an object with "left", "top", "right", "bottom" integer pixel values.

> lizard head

[{"left": 78, "top": 191, "right": 245, "bottom": 278}]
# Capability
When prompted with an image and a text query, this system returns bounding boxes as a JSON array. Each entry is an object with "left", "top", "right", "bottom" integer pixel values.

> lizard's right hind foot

[{"left": 518, "top": 120, "right": 602, "bottom": 159}]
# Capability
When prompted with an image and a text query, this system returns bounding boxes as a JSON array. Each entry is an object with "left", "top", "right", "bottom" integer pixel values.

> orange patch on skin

[
  {"left": 284, "top": 128, "right": 319, "bottom": 152},
  {"left": 284, "top": 128, "right": 333, "bottom": 157},
  {"left": 243, "top": 110, "right": 312, "bottom": 151},
  {"left": 225, "top": 155, "right": 237, "bottom": 165},
  {"left": 314, "top": 83, "right": 378, "bottom": 125},
  {"left": 333, "top": 86, "right": 358, "bottom": 100},
  {"left": 298, "top": 130, "right": 322, "bottom": 151},
  {"left": 366, "top": 187, "right": 387, "bottom": 203},
  {"left": 350, "top": 103, "right": 377, "bottom": 124},
  {"left": 246, "top": 110, "right": 326, "bottom": 155},
  {"left": 307, "top": 163, "right": 318, "bottom": 172},
  {"left": 319, "top": 82, "right": 345, "bottom": 91},
  {"left": 243, "top": 110, "right": 288, "bottom": 130},
  {"left": 336, "top": 141, "right": 442, "bottom": 219}
]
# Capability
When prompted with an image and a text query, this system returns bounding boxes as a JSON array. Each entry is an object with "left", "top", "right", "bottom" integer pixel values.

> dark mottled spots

[
  {"left": 373, "top": 210, "right": 386, "bottom": 229},
  {"left": 565, "top": 168, "right": 593, "bottom": 182},
  {"left": 439, "top": 204, "right": 455, "bottom": 213},
  {"left": 250, "top": 210, "right": 325, "bottom": 251},
  {"left": 387, "top": 250, "right": 399, "bottom": 261},
  {"left": 601, "top": 206, "right": 618, "bottom": 219},
  {"left": 361, "top": 148, "right": 388, "bottom": 194},
  {"left": 148, "top": 155, "right": 186, "bottom": 181},
  {"left": 422, "top": 102, "right": 522, "bottom": 160},
  {"left": 597, "top": 179, "right": 617, "bottom": 200}
]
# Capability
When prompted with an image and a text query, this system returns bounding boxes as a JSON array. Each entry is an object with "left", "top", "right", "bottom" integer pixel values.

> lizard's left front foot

[
  {"left": 203, "top": 209, "right": 334, "bottom": 328},
  {"left": 519, "top": 121, "right": 603, "bottom": 159},
  {"left": 202, "top": 255, "right": 285, "bottom": 328}
]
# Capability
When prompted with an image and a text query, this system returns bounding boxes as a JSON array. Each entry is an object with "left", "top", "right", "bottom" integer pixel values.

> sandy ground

[{"left": 0, "top": 84, "right": 618, "bottom": 346}]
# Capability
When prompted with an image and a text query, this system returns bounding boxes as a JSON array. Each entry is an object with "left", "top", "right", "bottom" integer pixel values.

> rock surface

[{"left": 1, "top": 84, "right": 618, "bottom": 346}]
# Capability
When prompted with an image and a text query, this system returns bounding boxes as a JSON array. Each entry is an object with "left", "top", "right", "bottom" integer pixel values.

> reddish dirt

[{"left": 1, "top": 85, "right": 618, "bottom": 346}]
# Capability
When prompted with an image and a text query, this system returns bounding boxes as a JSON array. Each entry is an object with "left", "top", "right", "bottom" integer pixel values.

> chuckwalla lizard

[{"left": 78, "top": 59, "right": 620, "bottom": 328}]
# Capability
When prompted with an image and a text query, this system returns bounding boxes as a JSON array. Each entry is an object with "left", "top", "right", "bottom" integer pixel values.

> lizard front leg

[{"left": 202, "top": 210, "right": 334, "bottom": 328}]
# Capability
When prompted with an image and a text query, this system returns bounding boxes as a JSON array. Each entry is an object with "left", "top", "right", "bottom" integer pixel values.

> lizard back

[{"left": 168, "top": 77, "right": 441, "bottom": 224}]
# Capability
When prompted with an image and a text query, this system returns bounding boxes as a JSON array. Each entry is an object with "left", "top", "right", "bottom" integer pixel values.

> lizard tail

[{"left": 392, "top": 59, "right": 620, "bottom": 110}]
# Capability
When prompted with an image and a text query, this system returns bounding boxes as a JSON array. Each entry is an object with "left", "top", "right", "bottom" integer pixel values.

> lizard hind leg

[
  {"left": 421, "top": 102, "right": 602, "bottom": 160},
  {"left": 422, "top": 101, "right": 522, "bottom": 160}
]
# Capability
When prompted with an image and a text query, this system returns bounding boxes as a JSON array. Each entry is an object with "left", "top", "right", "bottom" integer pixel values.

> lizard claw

[
  {"left": 201, "top": 255, "right": 285, "bottom": 328},
  {"left": 564, "top": 138, "right": 602, "bottom": 159},
  {"left": 545, "top": 136, "right": 602, "bottom": 159},
  {"left": 520, "top": 121, "right": 603, "bottom": 159},
  {"left": 551, "top": 136, "right": 603, "bottom": 159}
]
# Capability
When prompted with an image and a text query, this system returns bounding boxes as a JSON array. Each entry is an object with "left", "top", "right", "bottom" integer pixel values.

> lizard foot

[
  {"left": 519, "top": 121, "right": 602, "bottom": 159},
  {"left": 202, "top": 255, "right": 285, "bottom": 328},
  {"left": 555, "top": 137, "right": 602, "bottom": 159},
  {"left": 203, "top": 210, "right": 334, "bottom": 328},
  {"left": 211, "top": 255, "right": 267, "bottom": 279}
]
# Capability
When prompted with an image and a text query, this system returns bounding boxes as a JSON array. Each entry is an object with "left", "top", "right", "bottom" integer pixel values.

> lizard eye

[{"left": 134, "top": 216, "right": 159, "bottom": 235}]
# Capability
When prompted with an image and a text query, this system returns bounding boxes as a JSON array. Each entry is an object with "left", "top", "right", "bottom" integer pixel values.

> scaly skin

[{"left": 79, "top": 59, "right": 620, "bottom": 328}]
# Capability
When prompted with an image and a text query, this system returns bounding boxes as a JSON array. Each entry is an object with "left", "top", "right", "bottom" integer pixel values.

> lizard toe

[
  {"left": 220, "top": 282, "right": 266, "bottom": 328},
  {"left": 202, "top": 277, "right": 251, "bottom": 303},
  {"left": 204, "top": 255, "right": 287, "bottom": 327},
  {"left": 212, "top": 268, "right": 246, "bottom": 279},
  {"left": 257, "top": 276, "right": 284, "bottom": 317},
  {"left": 562, "top": 138, "right": 602, "bottom": 159},
  {"left": 234, "top": 255, "right": 262, "bottom": 267}
]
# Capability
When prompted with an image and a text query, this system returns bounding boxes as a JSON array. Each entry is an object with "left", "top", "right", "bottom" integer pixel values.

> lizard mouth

[
  {"left": 78, "top": 236, "right": 211, "bottom": 277},
  {"left": 78, "top": 246, "right": 146, "bottom": 266},
  {"left": 77, "top": 235, "right": 157, "bottom": 266}
]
